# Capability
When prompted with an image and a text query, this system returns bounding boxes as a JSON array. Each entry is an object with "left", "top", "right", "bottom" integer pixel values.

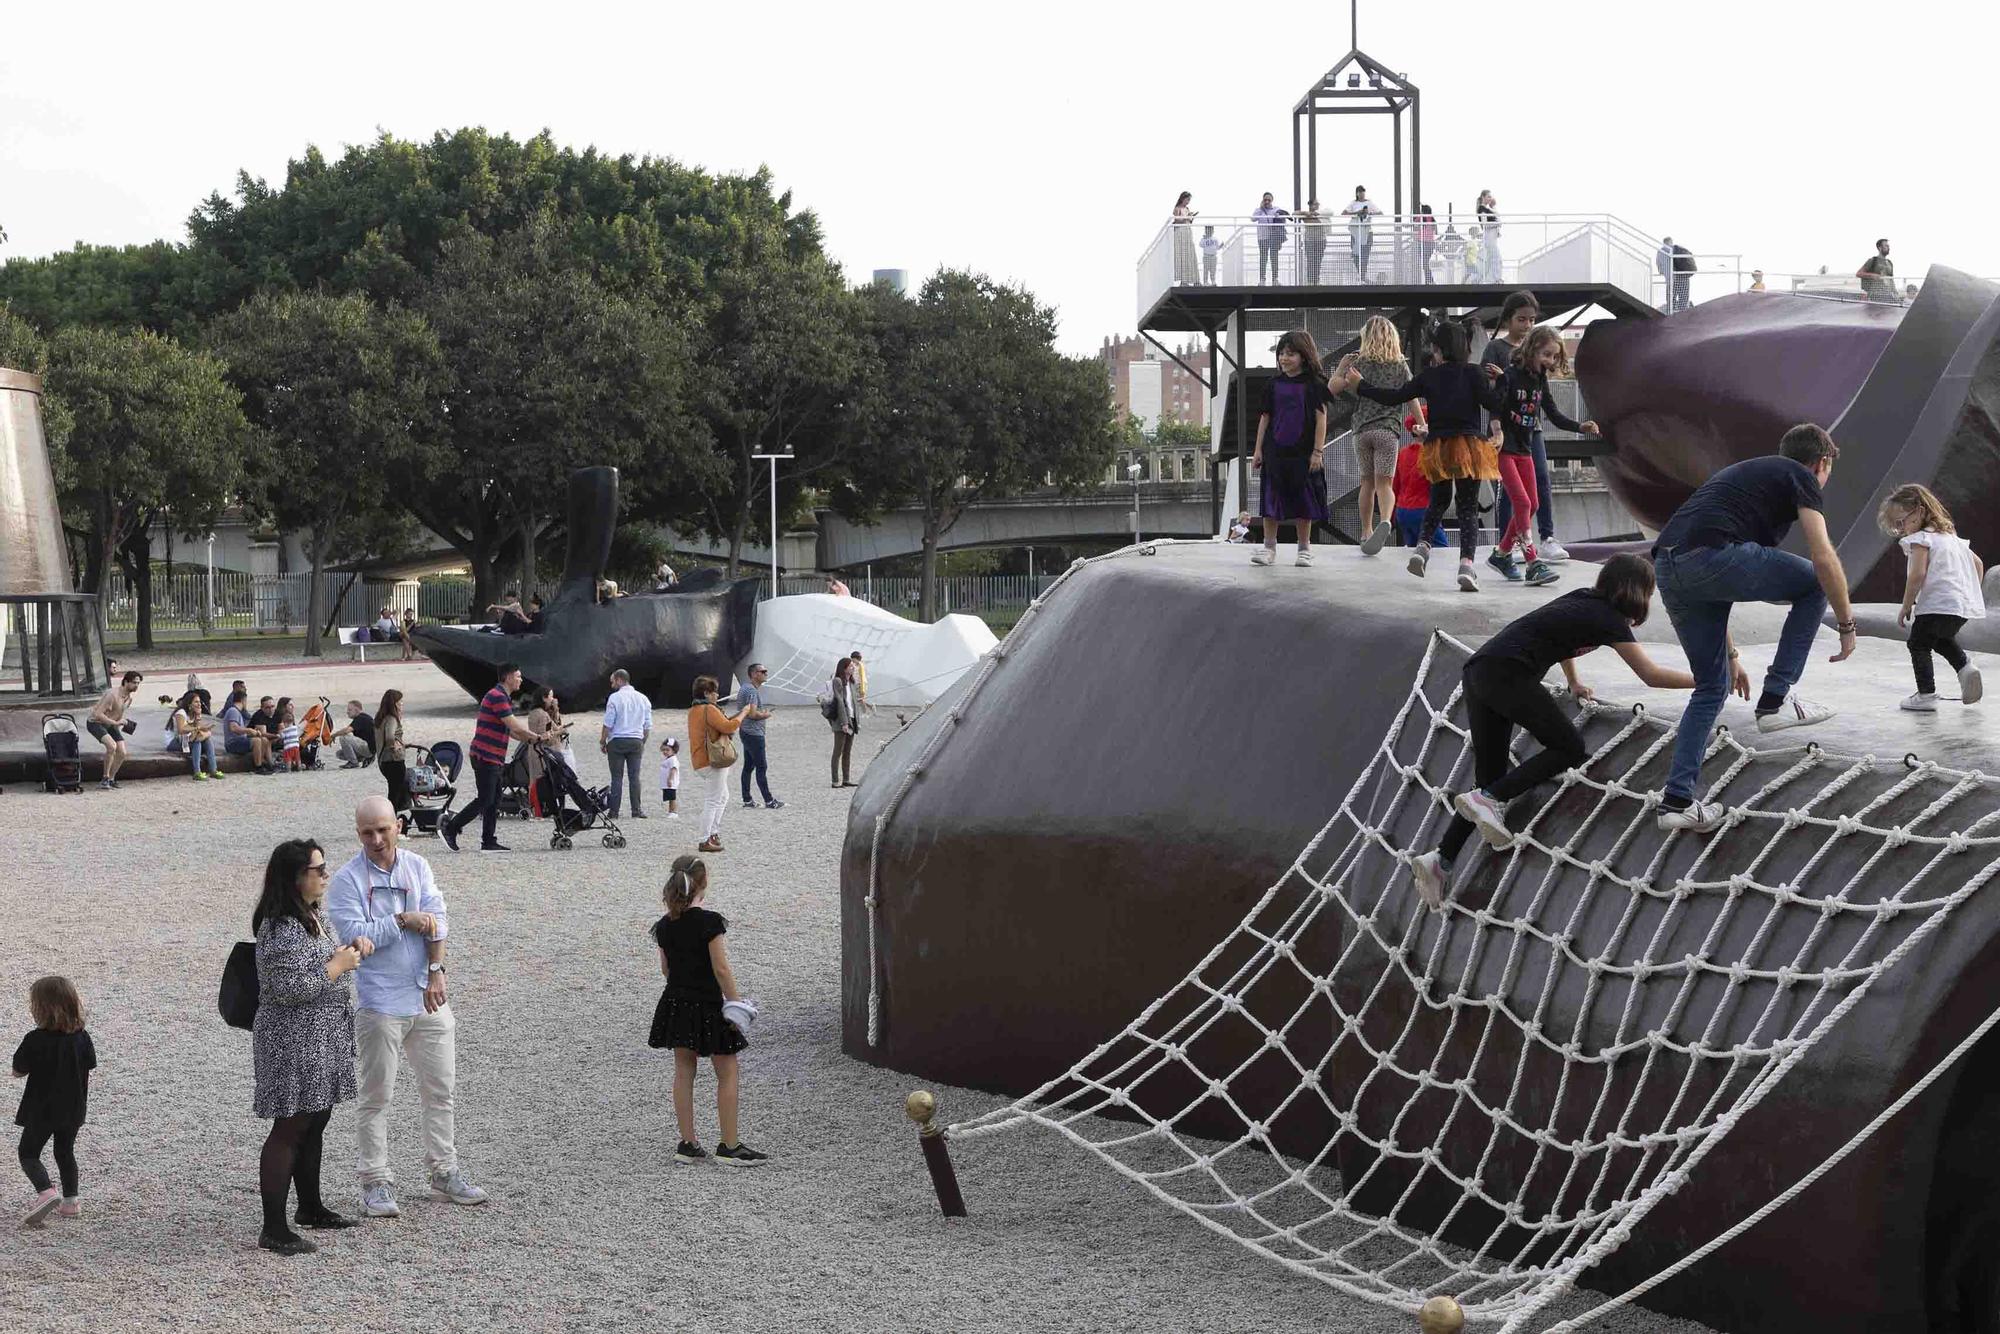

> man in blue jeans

[
  {"left": 737, "top": 663, "right": 782, "bottom": 810},
  {"left": 1653, "top": 424, "right": 1857, "bottom": 834}
]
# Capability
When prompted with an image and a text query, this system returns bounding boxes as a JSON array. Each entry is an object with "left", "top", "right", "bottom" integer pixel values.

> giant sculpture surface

[
  {"left": 413, "top": 467, "right": 758, "bottom": 712},
  {"left": 748, "top": 593, "right": 996, "bottom": 710}
]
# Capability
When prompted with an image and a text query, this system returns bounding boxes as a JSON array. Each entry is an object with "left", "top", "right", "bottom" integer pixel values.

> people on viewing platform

[
  {"left": 1171, "top": 191, "right": 1198, "bottom": 285},
  {"left": 1252, "top": 192, "right": 1288, "bottom": 284},
  {"left": 1476, "top": 191, "right": 1502, "bottom": 282},
  {"left": 1299, "top": 199, "right": 1327, "bottom": 284},
  {"left": 1249, "top": 330, "right": 1330, "bottom": 567},
  {"left": 1858, "top": 238, "right": 1895, "bottom": 301},
  {"left": 1342, "top": 185, "right": 1379, "bottom": 278},
  {"left": 1749, "top": 269, "right": 1767, "bottom": 292},
  {"left": 1414, "top": 203, "right": 1438, "bottom": 284},
  {"left": 87, "top": 670, "right": 142, "bottom": 790},
  {"left": 1199, "top": 224, "right": 1221, "bottom": 285}
]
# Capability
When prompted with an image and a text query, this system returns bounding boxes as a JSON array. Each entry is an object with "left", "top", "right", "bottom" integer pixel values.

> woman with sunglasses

[{"left": 250, "top": 840, "right": 368, "bottom": 1255}]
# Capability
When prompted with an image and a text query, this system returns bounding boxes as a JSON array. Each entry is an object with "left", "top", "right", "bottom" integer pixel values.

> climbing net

[{"left": 942, "top": 627, "right": 2000, "bottom": 1331}]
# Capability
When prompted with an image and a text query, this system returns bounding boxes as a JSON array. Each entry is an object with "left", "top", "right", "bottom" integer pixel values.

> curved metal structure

[{"left": 0, "top": 369, "right": 73, "bottom": 597}]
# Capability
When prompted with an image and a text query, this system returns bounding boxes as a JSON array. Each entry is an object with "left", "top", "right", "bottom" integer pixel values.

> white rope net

[{"left": 938, "top": 625, "right": 2000, "bottom": 1331}]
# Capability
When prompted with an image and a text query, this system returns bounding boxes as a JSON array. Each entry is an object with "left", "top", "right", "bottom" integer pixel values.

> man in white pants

[{"left": 328, "top": 795, "right": 488, "bottom": 1217}]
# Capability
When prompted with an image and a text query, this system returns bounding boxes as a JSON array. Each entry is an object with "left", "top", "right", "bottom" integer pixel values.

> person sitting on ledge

[
  {"left": 175, "top": 695, "right": 223, "bottom": 782},
  {"left": 373, "top": 607, "right": 398, "bottom": 641},
  {"left": 485, "top": 592, "right": 529, "bottom": 634},
  {"left": 400, "top": 608, "right": 421, "bottom": 661},
  {"left": 596, "top": 579, "right": 623, "bottom": 604},
  {"left": 222, "top": 687, "right": 276, "bottom": 775}
]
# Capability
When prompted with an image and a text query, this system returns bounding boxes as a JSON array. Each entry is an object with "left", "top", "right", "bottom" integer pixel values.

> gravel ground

[{"left": 1, "top": 659, "right": 1726, "bottom": 1334}]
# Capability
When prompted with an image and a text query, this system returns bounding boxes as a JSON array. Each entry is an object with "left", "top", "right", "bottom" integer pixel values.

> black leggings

[
  {"left": 18, "top": 1124, "right": 78, "bottom": 1196},
  {"left": 260, "top": 1106, "right": 333, "bottom": 1233},
  {"left": 831, "top": 730, "right": 854, "bottom": 784},
  {"left": 1440, "top": 659, "right": 1589, "bottom": 863},
  {"left": 1910, "top": 614, "right": 1969, "bottom": 695},
  {"left": 1422, "top": 478, "right": 1483, "bottom": 562},
  {"left": 380, "top": 758, "right": 411, "bottom": 814}
]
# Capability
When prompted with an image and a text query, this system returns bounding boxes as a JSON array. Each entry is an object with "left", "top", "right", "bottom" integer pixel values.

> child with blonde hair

[
  {"left": 12, "top": 975, "right": 96, "bottom": 1228},
  {"left": 1879, "top": 483, "right": 1985, "bottom": 710},
  {"left": 1346, "top": 315, "right": 1413, "bottom": 555},
  {"left": 647, "top": 855, "right": 767, "bottom": 1166}
]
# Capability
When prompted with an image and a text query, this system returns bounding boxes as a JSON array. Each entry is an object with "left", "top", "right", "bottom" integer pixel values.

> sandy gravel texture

[{"left": 1, "top": 658, "right": 1725, "bottom": 1334}]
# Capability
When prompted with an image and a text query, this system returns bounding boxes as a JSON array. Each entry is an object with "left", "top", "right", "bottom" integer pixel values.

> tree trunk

[
  {"left": 727, "top": 502, "right": 747, "bottom": 580},
  {"left": 518, "top": 506, "right": 537, "bottom": 598},
  {"left": 302, "top": 535, "right": 328, "bottom": 659},
  {"left": 118, "top": 530, "right": 155, "bottom": 652},
  {"left": 918, "top": 524, "right": 940, "bottom": 623}
]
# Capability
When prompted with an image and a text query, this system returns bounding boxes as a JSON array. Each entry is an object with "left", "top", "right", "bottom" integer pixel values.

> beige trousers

[{"left": 354, "top": 1004, "right": 458, "bottom": 1185}]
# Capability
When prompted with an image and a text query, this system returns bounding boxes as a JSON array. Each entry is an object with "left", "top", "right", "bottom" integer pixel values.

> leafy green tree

[
  {"left": 207, "top": 291, "right": 443, "bottom": 657},
  {"left": 408, "top": 224, "right": 714, "bottom": 609},
  {"left": 0, "top": 242, "right": 206, "bottom": 338},
  {"left": 0, "top": 304, "right": 46, "bottom": 372},
  {"left": 1153, "top": 418, "right": 1210, "bottom": 449},
  {"left": 839, "top": 272, "right": 1118, "bottom": 621},
  {"left": 41, "top": 327, "right": 250, "bottom": 646}
]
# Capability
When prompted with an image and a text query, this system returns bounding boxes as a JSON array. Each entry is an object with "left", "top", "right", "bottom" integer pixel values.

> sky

[{"left": 4, "top": 0, "right": 1998, "bottom": 358}]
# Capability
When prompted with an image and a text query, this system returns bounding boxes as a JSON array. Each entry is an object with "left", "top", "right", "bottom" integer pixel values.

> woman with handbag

[
  {"left": 685, "top": 675, "right": 745, "bottom": 855},
  {"left": 829, "top": 657, "right": 860, "bottom": 789}
]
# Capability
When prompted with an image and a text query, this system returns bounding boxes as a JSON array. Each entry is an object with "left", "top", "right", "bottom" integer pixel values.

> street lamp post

[
  {"left": 753, "top": 450, "right": 793, "bottom": 599},
  {"left": 1126, "top": 461, "right": 1143, "bottom": 543},
  {"left": 205, "top": 533, "right": 216, "bottom": 624}
]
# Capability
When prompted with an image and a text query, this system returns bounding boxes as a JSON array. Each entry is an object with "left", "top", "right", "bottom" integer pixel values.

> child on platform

[
  {"left": 1336, "top": 321, "right": 1502, "bottom": 591},
  {"left": 1391, "top": 416, "right": 1447, "bottom": 549},
  {"left": 659, "top": 738, "right": 682, "bottom": 819},
  {"left": 1409, "top": 556, "right": 1697, "bottom": 909},
  {"left": 1483, "top": 327, "right": 1600, "bottom": 587},
  {"left": 1880, "top": 483, "right": 1986, "bottom": 711},
  {"left": 648, "top": 855, "right": 767, "bottom": 1167},
  {"left": 13, "top": 975, "right": 96, "bottom": 1228},
  {"left": 1249, "top": 330, "right": 1331, "bottom": 568}
]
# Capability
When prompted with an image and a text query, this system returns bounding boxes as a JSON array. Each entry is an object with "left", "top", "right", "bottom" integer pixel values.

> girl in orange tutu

[{"left": 1336, "top": 321, "right": 1501, "bottom": 591}]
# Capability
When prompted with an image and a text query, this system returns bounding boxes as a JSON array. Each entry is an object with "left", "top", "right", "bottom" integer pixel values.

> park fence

[{"left": 103, "top": 568, "right": 410, "bottom": 638}]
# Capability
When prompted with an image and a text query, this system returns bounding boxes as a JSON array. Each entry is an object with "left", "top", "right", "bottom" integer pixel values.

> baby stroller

[
  {"left": 297, "top": 697, "right": 336, "bottom": 769},
  {"left": 42, "top": 714, "right": 83, "bottom": 794},
  {"left": 537, "top": 741, "right": 624, "bottom": 850},
  {"left": 496, "top": 746, "right": 538, "bottom": 821},
  {"left": 400, "top": 741, "right": 461, "bottom": 837}
]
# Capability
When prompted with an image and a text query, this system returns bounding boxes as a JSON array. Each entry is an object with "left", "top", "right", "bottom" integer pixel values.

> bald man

[{"left": 326, "top": 796, "right": 487, "bottom": 1218}]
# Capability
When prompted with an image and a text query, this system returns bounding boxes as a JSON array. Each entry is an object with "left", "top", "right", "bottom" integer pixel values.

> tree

[
  {"left": 1153, "top": 418, "right": 1210, "bottom": 449},
  {"left": 840, "top": 272, "right": 1118, "bottom": 621},
  {"left": 408, "top": 224, "right": 714, "bottom": 609},
  {"left": 208, "top": 291, "right": 443, "bottom": 657},
  {"left": 0, "top": 303, "right": 45, "bottom": 372},
  {"left": 41, "top": 327, "right": 250, "bottom": 647}
]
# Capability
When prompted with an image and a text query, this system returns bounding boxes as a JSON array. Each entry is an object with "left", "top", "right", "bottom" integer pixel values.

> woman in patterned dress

[{"left": 251, "top": 839, "right": 365, "bottom": 1255}]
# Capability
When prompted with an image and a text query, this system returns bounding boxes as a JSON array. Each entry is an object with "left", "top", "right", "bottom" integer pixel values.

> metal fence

[{"left": 103, "top": 568, "right": 411, "bottom": 638}]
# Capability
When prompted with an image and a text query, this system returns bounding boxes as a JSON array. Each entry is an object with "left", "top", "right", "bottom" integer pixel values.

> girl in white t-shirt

[
  {"left": 1880, "top": 483, "right": 1986, "bottom": 711},
  {"left": 659, "top": 739, "right": 682, "bottom": 819}
]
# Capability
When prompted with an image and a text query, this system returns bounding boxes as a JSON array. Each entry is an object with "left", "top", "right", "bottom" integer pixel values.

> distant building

[
  {"left": 872, "top": 268, "right": 911, "bottom": 294},
  {"left": 1100, "top": 334, "right": 1208, "bottom": 431}
]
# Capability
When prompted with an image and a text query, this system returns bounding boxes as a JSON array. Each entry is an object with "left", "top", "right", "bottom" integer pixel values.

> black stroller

[
  {"left": 537, "top": 741, "right": 625, "bottom": 850},
  {"left": 496, "top": 746, "right": 538, "bottom": 821},
  {"left": 399, "top": 741, "right": 461, "bottom": 837},
  {"left": 42, "top": 714, "right": 83, "bottom": 794}
]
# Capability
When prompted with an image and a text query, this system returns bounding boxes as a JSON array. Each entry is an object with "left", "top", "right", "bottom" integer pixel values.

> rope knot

[
  {"left": 1948, "top": 832, "right": 1971, "bottom": 854},
  {"left": 863, "top": 895, "right": 878, "bottom": 908},
  {"left": 1776, "top": 967, "right": 1797, "bottom": 989},
  {"left": 1835, "top": 815, "right": 1859, "bottom": 837},
  {"left": 1640, "top": 789, "right": 1663, "bottom": 808},
  {"left": 1781, "top": 808, "right": 1805, "bottom": 829},
  {"left": 1630, "top": 878, "right": 1653, "bottom": 897},
  {"left": 1885, "top": 826, "right": 1912, "bottom": 847},
  {"left": 1727, "top": 962, "right": 1750, "bottom": 985}
]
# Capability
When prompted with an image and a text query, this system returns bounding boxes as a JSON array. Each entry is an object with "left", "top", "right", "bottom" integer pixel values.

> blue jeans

[
  {"left": 188, "top": 737, "right": 217, "bottom": 776},
  {"left": 739, "top": 732, "right": 774, "bottom": 804},
  {"left": 606, "top": 736, "right": 645, "bottom": 816},
  {"left": 1657, "top": 543, "right": 1827, "bottom": 800},
  {"left": 1491, "top": 430, "right": 1556, "bottom": 542},
  {"left": 1393, "top": 506, "right": 1447, "bottom": 548}
]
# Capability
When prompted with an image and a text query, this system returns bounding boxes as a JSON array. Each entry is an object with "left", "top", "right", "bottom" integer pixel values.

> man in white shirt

[
  {"left": 1342, "top": 185, "right": 1380, "bottom": 278},
  {"left": 599, "top": 667, "right": 653, "bottom": 819},
  {"left": 328, "top": 796, "right": 487, "bottom": 1217}
]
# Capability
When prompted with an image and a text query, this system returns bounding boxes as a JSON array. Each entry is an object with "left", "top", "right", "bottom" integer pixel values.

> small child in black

[
  {"left": 647, "top": 854, "right": 767, "bottom": 1167},
  {"left": 1408, "top": 557, "right": 1696, "bottom": 910},
  {"left": 13, "top": 975, "right": 96, "bottom": 1228}
]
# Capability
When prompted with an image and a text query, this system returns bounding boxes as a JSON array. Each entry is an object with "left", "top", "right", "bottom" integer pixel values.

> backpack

[
  {"left": 219, "top": 940, "right": 259, "bottom": 1030},
  {"left": 818, "top": 692, "right": 838, "bottom": 722}
]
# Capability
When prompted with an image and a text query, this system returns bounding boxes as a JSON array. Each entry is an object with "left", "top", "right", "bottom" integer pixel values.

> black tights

[
  {"left": 18, "top": 1124, "right": 78, "bottom": 1196},
  {"left": 1910, "top": 613, "right": 1969, "bottom": 695},
  {"left": 1440, "top": 660, "right": 1589, "bottom": 863},
  {"left": 260, "top": 1106, "right": 332, "bottom": 1234},
  {"left": 1422, "top": 478, "right": 1483, "bottom": 562}
]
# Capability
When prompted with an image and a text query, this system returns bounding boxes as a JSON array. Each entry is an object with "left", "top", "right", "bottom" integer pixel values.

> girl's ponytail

[{"left": 663, "top": 853, "right": 708, "bottom": 920}]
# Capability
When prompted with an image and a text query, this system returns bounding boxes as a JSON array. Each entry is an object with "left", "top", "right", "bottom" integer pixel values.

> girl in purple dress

[{"left": 1249, "top": 329, "right": 1330, "bottom": 567}]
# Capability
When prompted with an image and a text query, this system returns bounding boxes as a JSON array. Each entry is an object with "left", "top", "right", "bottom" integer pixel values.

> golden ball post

[
  {"left": 904, "top": 1089, "right": 968, "bottom": 1217},
  {"left": 905, "top": 1089, "right": 938, "bottom": 1132},
  {"left": 1417, "top": 1296, "right": 1466, "bottom": 1334}
]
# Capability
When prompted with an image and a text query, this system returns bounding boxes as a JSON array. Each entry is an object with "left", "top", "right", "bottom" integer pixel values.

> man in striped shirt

[{"left": 443, "top": 664, "right": 547, "bottom": 853}]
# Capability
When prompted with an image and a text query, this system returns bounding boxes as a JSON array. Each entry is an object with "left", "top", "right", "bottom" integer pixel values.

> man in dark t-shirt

[{"left": 1652, "top": 424, "right": 1857, "bottom": 833}]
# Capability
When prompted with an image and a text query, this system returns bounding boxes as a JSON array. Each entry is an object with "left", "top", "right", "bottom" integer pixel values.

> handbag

[
  {"left": 703, "top": 705, "right": 739, "bottom": 770},
  {"left": 218, "top": 940, "right": 259, "bottom": 1030}
]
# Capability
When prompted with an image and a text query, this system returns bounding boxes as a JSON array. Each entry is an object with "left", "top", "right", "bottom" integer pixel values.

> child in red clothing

[{"left": 1391, "top": 416, "right": 1448, "bottom": 548}]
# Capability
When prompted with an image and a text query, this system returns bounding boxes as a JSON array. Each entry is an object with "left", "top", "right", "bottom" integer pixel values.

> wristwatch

[{"left": 427, "top": 963, "right": 446, "bottom": 975}]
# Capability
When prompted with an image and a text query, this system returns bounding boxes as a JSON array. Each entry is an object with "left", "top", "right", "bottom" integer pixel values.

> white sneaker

[
  {"left": 1755, "top": 694, "right": 1835, "bottom": 732},
  {"left": 1358, "top": 521, "right": 1391, "bottom": 557},
  {"left": 361, "top": 1183, "right": 400, "bottom": 1217},
  {"left": 1295, "top": 548, "right": 1315, "bottom": 567},
  {"left": 1902, "top": 692, "right": 1939, "bottom": 712},
  {"left": 1457, "top": 563, "right": 1480, "bottom": 593},
  {"left": 1540, "top": 535, "right": 1570, "bottom": 562},
  {"left": 667, "top": 812, "right": 682, "bottom": 820},
  {"left": 1250, "top": 546, "right": 1276, "bottom": 567},
  {"left": 430, "top": 1167, "right": 488, "bottom": 1206},
  {"left": 1657, "top": 799, "right": 1724, "bottom": 834},
  {"left": 1409, "top": 851, "right": 1449, "bottom": 910},
  {"left": 1453, "top": 789, "right": 1513, "bottom": 849},
  {"left": 1961, "top": 664, "right": 1984, "bottom": 704},
  {"left": 1407, "top": 543, "right": 1431, "bottom": 578}
]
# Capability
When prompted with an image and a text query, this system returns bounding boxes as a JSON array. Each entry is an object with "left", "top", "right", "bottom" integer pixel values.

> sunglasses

[{"left": 305, "top": 864, "right": 330, "bottom": 879}]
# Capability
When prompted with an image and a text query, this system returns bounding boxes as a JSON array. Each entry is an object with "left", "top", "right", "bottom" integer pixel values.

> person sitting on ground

[
  {"left": 330, "top": 700, "right": 376, "bottom": 769},
  {"left": 222, "top": 687, "right": 276, "bottom": 775},
  {"left": 87, "top": 670, "right": 142, "bottom": 790},
  {"left": 653, "top": 560, "right": 678, "bottom": 593},
  {"left": 176, "top": 694, "right": 222, "bottom": 782},
  {"left": 399, "top": 608, "right": 421, "bottom": 662},
  {"left": 1652, "top": 423, "right": 1856, "bottom": 834},
  {"left": 1408, "top": 556, "right": 1697, "bottom": 908}
]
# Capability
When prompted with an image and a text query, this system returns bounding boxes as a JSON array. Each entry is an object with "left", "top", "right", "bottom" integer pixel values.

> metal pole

[
  {"left": 205, "top": 534, "right": 215, "bottom": 625},
  {"left": 1411, "top": 96, "right": 1422, "bottom": 229},
  {"left": 770, "top": 456, "right": 779, "bottom": 598},
  {"left": 1292, "top": 111, "right": 1302, "bottom": 213},
  {"left": 1132, "top": 473, "right": 1142, "bottom": 544},
  {"left": 1307, "top": 103, "right": 1318, "bottom": 215}
]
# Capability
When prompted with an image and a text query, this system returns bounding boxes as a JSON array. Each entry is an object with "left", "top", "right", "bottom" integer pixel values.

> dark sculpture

[
  {"left": 842, "top": 543, "right": 2000, "bottom": 1333},
  {"left": 413, "top": 467, "right": 759, "bottom": 712},
  {"left": 1576, "top": 267, "right": 2000, "bottom": 602}
]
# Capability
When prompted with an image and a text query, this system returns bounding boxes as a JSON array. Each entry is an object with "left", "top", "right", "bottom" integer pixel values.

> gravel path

[{"left": 1, "top": 660, "right": 1726, "bottom": 1333}]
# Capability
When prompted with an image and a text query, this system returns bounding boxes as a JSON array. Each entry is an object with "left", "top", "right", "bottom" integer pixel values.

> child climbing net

[{"left": 939, "top": 629, "right": 2000, "bottom": 1332}]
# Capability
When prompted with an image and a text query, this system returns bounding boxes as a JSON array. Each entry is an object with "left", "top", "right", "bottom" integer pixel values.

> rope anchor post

[
  {"left": 907, "top": 1090, "right": 968, "bottom": 1217},
  {"left": 1418, "top": 1296, "right": 1465, "bottom": 1333}
]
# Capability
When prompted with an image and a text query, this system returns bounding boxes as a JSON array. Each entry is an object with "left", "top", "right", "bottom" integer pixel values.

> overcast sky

[{"left": 4, "top": 0, "right": 1997, "bottom": 357}]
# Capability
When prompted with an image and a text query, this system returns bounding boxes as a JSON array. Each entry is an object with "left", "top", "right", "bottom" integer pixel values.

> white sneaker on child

[
  {"left": 1250, "top": 546, "right": 1275, "bottom": 567},
  {"left": 1409, "top": 851, "right": 1449, "bottom": 910},
  {"left": 1457, "top": 562, "right": 1480, "bottom": 593},
  {"left": 1961, "top": 664, "right": 1984, "bottom": 705},
  {"left": 1901, "top": 692, "right": 1939, "bottom": 712},
  {"left": 1295, "top": 548, "right": 1315, "bottom": 567},
  {"left": 1453, "top": 789, "right": 1514, "bottom": 849}
]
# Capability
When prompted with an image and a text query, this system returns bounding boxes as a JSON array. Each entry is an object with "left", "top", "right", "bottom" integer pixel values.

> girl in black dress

[
  {"left": 13, "top": 975, "right": 96, "bottom": 1228},
  {"left": 649, "top": 855, "right": 768, "bottom": 1167}
]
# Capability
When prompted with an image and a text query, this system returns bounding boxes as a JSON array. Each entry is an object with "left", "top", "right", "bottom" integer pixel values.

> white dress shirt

[{"left": 602, "top": 684, "right": 653, "bottom": 739}]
